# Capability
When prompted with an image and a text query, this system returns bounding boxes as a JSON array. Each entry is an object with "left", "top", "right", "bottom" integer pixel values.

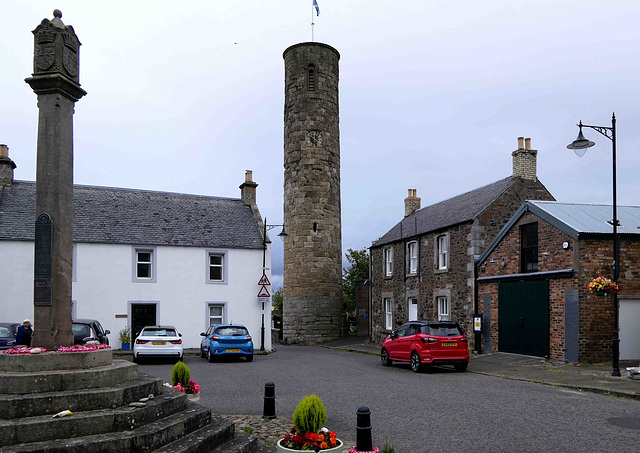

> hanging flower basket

[{"left": 588, "top": 276, "right": 619, "bottom": 296}]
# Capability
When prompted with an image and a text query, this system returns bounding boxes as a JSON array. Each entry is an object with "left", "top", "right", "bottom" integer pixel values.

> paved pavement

[{"left": 321, "top": 336, "right": 640, "bottom": 401}]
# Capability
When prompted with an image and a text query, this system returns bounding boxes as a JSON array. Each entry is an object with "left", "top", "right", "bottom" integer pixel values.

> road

[{"left": 133, "top": 346, "right": 640, "bottom": 452}]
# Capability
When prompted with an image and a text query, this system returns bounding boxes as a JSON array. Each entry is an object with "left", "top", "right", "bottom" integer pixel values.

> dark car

[
  {"left": 380, "top": 320, "right": 470, "bottom": 372},
  {"left": 0, "top": 322, "right": 19, "bottom": 350},
  {"left": 200, "top": 324, "right": 254, "bottom": 362},
  {"left": 72, "top": 319, "right": 111, "bottom": 345}
]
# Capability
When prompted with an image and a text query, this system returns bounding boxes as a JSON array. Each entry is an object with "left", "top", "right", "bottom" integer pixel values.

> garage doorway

[
  {"left": 498, "top": 280, "right": 549, "bottom": 357},
  {"left": 620, "top": 298, "right": 640, "bottom": 361}
]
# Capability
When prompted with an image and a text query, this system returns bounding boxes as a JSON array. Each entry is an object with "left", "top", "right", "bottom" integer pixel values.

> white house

[{"left": 0, "top": 149, "right": 272, "bottom": 350}]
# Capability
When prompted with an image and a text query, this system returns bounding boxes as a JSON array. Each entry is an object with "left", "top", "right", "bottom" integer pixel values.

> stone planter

[{"left": 276, "top": 438, "right": 343, "bottom": 453}]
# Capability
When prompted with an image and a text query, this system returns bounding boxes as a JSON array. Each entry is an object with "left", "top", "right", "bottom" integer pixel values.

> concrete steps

[{"left": 0, "top": 356, "right": 258, "bottom": 453}]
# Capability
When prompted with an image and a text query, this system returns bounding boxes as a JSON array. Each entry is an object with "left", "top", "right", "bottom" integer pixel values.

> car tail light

[
  {"left": 169, "top": 339, "right": 182, "bottom": 344},
  {"left": 461, "top": 336, "right": 468, "bottom": 342},
  {"left": 247, "top": 336, "right": 252, "bottom": 341},
  {"left": 212, "top": 335, "right": 219, "bottom": 341},
  {"left": 135, "top": 339, "right": 148, "bottom": 344},
  {"left": 421, "top": 337, "right": 438, "bottom": 343}
]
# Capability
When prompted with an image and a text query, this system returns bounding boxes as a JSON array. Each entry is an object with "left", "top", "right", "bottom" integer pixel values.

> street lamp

[
  {"left": 567, "top": 113, "right": 621, "bottom": 377},
  {"left": 261, "top": 218, "right": 287, "bottom": 351}
]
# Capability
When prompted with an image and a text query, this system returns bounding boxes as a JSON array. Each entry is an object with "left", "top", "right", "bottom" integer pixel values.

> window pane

[
  {"left": 210, "top": 267, "right": 222, "bottom": 281},
  {"left": 210, "top": 255, "right": 222, "bottom": 266},
  {"left": 138, "top": 252, "right": 151, "bottom": 263},
  {"left": 137, "top": 263, "right": 151, "bottom": 278},
  {"left": 210, "top": 306, "right": 222, "bottom": 317}
]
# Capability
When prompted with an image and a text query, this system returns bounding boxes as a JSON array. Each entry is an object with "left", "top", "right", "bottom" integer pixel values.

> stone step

[
  {"left": 153, "top": 416, "right": 237, "bottom": 453},
  {"left": 0, "top": 387, "right": 188, "bottom": 447},
  {"left": 2, "top": 403, "right": 211, "bottom": 453},
  {"left": 212, "top": 431, "right": 259, "bottom": 453},
  {"left": 0, "top": 373, "right": 163, "bottom": 419},
  {"left": 0, "top": 359, "right": 138, "bottom": 394}
]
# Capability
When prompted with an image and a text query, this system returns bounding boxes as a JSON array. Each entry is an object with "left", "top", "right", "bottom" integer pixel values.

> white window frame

[
  {"left": 206, "top": 250, "right": 228, "bottom": 284},
  {"left": 207, "top": 302, "right": 226, "bottom": 327},
  {"left": 407, "top": 241, "right": 418, "bottom": 275},
  {"left": 384, "top": 298, "right": 393, "bottom": 330},
  {"left": 436, "top": 234, "right": 449, "bottom": 270},
  {"left": 384, "top": 247, "right": 393, "bottom": 277},
  {"left": 437, "top": 296, "right": 450, "bottom": 321},
  {"left": 132, "top": 246, "right": 157, "bottom": 283}
]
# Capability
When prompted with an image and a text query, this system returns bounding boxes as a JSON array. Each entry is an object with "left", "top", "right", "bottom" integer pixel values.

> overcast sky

[{"left": 2, "top": 1, "right": 639, "bottom": 289}]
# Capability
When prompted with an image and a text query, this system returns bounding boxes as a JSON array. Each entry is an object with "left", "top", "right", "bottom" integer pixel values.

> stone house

[
  {"left": 0, "top": 146, "right": 272, "bottom": 350},
  {"left": 369, "top": 138, "right": 554, "bottom": 345},
  {"left": 476, "top": 200, "right": 640, "bottom": 362}
]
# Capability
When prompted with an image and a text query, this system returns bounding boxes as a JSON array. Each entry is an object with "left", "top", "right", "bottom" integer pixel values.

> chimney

[
  {"left": 512, "top": 137, "right": 537, "bottom": 181},
  {"left": 0, "top": 144, "right": 17, "bottom": 187},
  {"left": 404, "top": 189, "right": 421, "bottom": 217},
  {"left": 239, "top": 169, "right": 258, "bottom": 206}
]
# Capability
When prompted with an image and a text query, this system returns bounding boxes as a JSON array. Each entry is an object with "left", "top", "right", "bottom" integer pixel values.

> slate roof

[
  {"left": 0, "top": 181, "right": 264, "bottom": 249},
  {"left": 372, "top": 176, "right": 518, "bottom": 247}
]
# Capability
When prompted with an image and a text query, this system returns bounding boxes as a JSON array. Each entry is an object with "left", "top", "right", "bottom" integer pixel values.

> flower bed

[{"left": 3, "top": 344, "right": 111, "bottom": 354}]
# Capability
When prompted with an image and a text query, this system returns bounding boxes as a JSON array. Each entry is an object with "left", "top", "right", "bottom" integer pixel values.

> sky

[{"left": 2, "top": 1, "right": 639, "bottom": 290}]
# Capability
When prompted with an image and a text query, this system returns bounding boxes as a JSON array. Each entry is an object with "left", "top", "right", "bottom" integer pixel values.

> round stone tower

[{"left": 282, "top": 42, "right": 343, "bottom": 344}]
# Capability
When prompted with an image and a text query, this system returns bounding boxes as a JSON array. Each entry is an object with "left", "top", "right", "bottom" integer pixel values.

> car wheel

[
  {"left": 132, "top": 354, "right": 138, "bottom": 364},
  {"left": 455, "top": 362, "right": 468, "bottom": 372},
  {"left": 410, "top": 351, "right": 422, "bottom": 373},
  {"left": 246, "top": 354, "right": 253, "bottom": 362},
  {"left": 178, "top": 354, "right": 183, "bottom": 362},
  {"left": 207, "top": 349, "right": 215, "bottom": 363},
  {"left": 381, "top": 349, "right": 392, "bottom": 367}
]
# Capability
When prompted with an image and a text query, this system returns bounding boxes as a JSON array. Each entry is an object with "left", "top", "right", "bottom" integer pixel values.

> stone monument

[
  {"left": 25, "top": 10, "right": 86, "bottom": 348},
  {"left": 282, "top": 43, "right": 343, "bottom": 344}
]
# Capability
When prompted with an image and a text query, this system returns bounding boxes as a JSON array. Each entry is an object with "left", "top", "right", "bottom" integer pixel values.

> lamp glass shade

[{"left": 567, "top": 129, "right": 595, "bottom": 155}]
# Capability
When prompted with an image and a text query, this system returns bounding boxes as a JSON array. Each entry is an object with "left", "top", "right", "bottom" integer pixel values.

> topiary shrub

[
  {"left": 171, "top": 361, "right": 191, "bottom": 387},
  {"left": 292, "top": 394, "right": 327, "bottom": 435}
]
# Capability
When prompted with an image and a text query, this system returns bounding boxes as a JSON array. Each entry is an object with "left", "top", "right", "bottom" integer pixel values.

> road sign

[
  {"left": 258, "top": 273, "right": 271, "bottom": 286},
  {"left": 258, "top": 285, "right": 271, "bottom": 297}
]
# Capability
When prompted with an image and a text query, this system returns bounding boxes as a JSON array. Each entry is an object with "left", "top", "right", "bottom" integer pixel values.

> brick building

[
  {"left": 477, "top": 200, "right": 640, "bottom": 363},
  {"left": 369, "top": 138, "right": 554, "bottom": 345}
]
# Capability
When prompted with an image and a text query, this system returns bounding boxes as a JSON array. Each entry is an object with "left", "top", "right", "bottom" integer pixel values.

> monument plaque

[{"left": 34, "top": 213, "right": 52, "bottom": 306}]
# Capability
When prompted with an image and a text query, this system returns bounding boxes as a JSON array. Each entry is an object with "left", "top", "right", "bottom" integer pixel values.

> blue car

[
  {"left": 0, "top": 323, "right": 19, "bottom": 350},
  {"left": 200, "top": 324, "right": 254, "bottom": 362}
]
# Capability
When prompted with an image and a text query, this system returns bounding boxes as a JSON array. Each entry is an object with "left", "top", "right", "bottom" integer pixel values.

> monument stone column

[{"left": 25, "top": 10, "right": 86, "bottom": 348}]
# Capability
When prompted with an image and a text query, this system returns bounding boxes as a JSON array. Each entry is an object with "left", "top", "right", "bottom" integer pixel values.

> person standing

[{"left": 16, "top": 319, "right": 33, "bottom": 347}]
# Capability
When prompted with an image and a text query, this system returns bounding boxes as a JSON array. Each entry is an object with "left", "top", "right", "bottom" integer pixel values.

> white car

[{"left": 133, "top": 325, "right": 183, "bottom": 362}]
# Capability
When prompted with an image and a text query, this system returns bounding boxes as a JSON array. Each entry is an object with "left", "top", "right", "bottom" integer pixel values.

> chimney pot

[
  {"left": 517, "top": 137, "right": 524, "bottom": 149},
  {"left": 0, "top": 144, "right": 8, "bottom": 158},
  {"left": 525, "top": 138, "right": 531, "bottom": 150},
  {"left": 404, "top": 188, "right": 421, "bottom": 217},
  {"left": 245, "top": 170, "right": 253, "bottom": 182}
]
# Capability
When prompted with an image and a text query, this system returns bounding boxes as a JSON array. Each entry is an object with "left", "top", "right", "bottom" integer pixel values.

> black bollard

[
  {"left": 356, "top": 406, "right": 373, "bottom": 451},
  {"left": 262, "top": 382, "right": 276, "bottom": 419}
]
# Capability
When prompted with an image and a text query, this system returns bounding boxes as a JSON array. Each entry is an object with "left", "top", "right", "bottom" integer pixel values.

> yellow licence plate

[
  {"left": 441, "top": 342, "right": 457, "bottom": 347},
  {"left": 226, "top": 348, "right": 241, "bottom": 353},
  {"left": 152, "top": 341, "right": 166, "bottom": 345}
]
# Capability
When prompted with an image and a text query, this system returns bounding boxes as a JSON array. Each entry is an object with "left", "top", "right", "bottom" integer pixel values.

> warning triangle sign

[
  {"left": 258, "top": 273, "right": 271, "bottom": 286},
  {"left": 257, "top": 285, "right": 271, "bottom": 297}
]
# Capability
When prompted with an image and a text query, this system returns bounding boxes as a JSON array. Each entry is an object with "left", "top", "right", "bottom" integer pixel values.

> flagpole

[{"left": 311, "top": 0, "right": 315, "bottom": 42}]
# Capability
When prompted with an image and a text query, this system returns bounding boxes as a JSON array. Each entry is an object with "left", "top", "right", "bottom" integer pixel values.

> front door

[
  {"left": 131, "top": 303, "right": 157, "bottom": 340},
  {"left": 498, "top": 280, "right": 549, "bottom": 357},
  {"left": 408, "top": 298, "right": 418, "bottom": 321}
]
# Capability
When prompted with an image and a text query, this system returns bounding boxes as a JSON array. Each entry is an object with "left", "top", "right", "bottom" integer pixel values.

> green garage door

[{"left": 498, "top": 280, "right": 549, "bottom": 357}]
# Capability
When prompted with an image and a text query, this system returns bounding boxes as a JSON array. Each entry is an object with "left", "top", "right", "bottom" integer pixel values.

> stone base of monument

[{"left": 0, "top": 350, "right": 259, "bottom": 452}]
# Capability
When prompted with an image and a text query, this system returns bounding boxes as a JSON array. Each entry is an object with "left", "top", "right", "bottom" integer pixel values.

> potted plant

[
  {"left": 119, "top": 326, "right": 131, "bottom": 351},
  {"left": 277, "top": 394, "right": 342, "bottom": 452},
  {"left": 170, "top": 361, "right": 200, "bottom": 402},
  {"left": 588, "top": 276, "right": 619, "bottom": 296}
]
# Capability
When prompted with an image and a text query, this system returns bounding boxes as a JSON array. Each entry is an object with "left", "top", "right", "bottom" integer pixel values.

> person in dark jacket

[{"left": 16, "top": 319, "right": 33, "bottom": 347}]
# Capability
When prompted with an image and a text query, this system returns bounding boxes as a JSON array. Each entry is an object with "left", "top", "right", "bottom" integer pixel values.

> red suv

[{"left": 380, "top": 321, "right": 470, "bottom": 372}]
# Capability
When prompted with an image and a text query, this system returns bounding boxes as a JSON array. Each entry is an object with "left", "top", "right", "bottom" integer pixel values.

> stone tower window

[{"left": 308, "top": 64, "right": 315, "bottom": 91}]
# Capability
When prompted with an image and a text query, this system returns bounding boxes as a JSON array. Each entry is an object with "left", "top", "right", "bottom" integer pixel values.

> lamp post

[
  {"left": 261, "top": 218, "right": 287, "bottom": 351},
  {"left": 567, "top": 113, "right": 621, "bottom": 377}
]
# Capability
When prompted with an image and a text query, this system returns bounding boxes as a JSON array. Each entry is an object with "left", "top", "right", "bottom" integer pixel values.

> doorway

[{"left": 131, "top": 303, "right": 157, "bottom": 339}]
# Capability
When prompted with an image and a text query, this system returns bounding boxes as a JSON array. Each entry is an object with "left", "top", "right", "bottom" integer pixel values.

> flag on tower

[{"left": 313, "top": 0, "right": 320, "bottom": 16}]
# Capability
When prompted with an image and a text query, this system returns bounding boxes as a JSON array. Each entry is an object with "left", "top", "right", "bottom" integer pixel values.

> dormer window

[{"left": 308, "top": 65, "right": 315, "bottom": 91}]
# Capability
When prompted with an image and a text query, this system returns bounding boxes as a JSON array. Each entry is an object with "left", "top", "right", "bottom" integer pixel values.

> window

[
  {"left": 308, "top": 64, "right": 315, "bottom": 91},
  {"left": 521, "top": 223, "right": 538, "bottom": 273},
  {"left": 407, "top": 241, "right": 418, "bottom": 274},
  {"left": 208, "top": 304, "right": 224, "bottom": 326},
  {"left": 206, "top": 250, "right": 228, "bottom": 284},
  {"left": 133, "top": 247, "right": 156, "bottom": 282},
  {"left": 437, "top": 296, "right": 449, "bottom": 321},
  {"left": 436, "top": 234, "right": 448, "bottom": 270},
  {"left": 384, "top": 247, "right": 393, "bottom": 277},
  {"left": 384, "top": 298, "right": 393, "bottom": 330}
]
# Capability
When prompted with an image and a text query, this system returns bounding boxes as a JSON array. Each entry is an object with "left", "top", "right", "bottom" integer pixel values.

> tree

[
  {"left": 342, "top": 248, "right": 369, "bottom": 313},
  {"left": 272, "top": 287, "right": 283, "bottom": 317}
]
